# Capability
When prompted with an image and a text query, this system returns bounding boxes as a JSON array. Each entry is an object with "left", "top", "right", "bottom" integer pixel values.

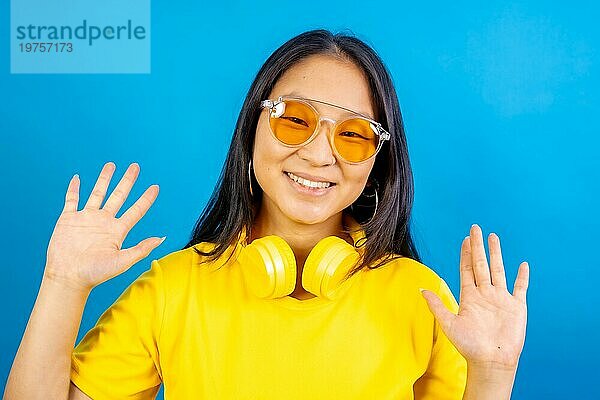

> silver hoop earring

[
  {"left": 350, "top": 179, "right": 379, "bottom": 223},
  {"left": 248, "top": 160, "right": 254, "bottom": 197}
]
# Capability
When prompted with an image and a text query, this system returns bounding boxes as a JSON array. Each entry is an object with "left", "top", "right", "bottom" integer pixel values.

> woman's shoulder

[
  {"left": 154, "top": 242, "right": 235, "bottom": 275},
  {"left": 364, "top": 255, "right": 451, "bottom": 295}
]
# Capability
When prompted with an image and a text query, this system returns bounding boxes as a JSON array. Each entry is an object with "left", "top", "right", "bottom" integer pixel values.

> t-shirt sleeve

[
  {"left": 413, "top": 277, "right": 467, "bottom": 400},
  {"left": 70, "top": 259, "right": 165, "bottom": 400}
]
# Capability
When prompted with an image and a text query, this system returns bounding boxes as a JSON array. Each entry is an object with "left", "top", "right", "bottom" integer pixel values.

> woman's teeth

[{"left": 286, "top": 172, "right": 332, "bottom": 189}]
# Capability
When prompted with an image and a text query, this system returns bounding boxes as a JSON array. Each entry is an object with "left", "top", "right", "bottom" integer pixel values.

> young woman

[{"left": 5, "top": 30, "right": 529, "bottom": 399}]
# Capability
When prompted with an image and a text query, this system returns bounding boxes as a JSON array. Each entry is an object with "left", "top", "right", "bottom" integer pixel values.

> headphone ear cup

[
  {"left": 238, "top": 235, "right": 297, "bottom": 299},
  {"left": 302, "top": 236, "right": 360, "bottom": 300}
]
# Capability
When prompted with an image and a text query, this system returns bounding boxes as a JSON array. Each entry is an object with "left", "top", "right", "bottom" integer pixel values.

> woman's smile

[{"left": 284, "top": 171, "right": 336, "bottom": 196}]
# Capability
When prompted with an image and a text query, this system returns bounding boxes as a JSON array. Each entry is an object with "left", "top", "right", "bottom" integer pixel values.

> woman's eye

[
  {"left": 340, "top": 131, "right": 367, "bottom": 140},
  {"left": 282, "top": 116, "right": 309, "bottom": 127}
]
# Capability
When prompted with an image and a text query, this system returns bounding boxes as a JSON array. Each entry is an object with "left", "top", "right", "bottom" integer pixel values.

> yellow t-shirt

[{"left": 71, "top": 239, "right": 467, "bottom": 399}]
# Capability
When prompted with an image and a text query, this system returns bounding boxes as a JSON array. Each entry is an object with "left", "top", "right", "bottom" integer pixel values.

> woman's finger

[
  {"left": 470, "top": 224, "right": 491, "bottom": 286},
  {"left": 488, "top": 233, "right": 507, "bottom": 289},
  {"left": 62, "top": 174, "right": 80, "bottom": 213},
  {"left": 513, "top": 262, "right": 530, "bottom": 302},
  {"left": 459, "top": 236, "right": 475, "bottom": 291},
  {"left": 116, "top": 236, "right": 166, "bottom": 274},
  {"left": 118, "top": 185, "right": 160, "bottom": 234},
  {"left": 83, "top": 162, "right": 116, "bottom": 210},
  {"left": 103, "top": 163, "right": 141, "bottom": 216}
]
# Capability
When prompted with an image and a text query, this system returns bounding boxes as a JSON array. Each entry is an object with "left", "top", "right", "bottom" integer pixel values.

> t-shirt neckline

[{"left": 269, "top": 269, "right": 363, "bottom": 311}]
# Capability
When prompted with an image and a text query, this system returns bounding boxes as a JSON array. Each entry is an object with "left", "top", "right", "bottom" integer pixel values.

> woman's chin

[{"left": 279, "top": 204, "right": 336, "bottom": 226}]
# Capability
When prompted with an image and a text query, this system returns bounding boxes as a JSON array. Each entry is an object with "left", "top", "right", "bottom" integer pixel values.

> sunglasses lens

[
  {"left": 268, "top": 100, "right": 381, "bottom": 163},
  {"left": 269, "top": 100, "right": 318, "bottom": 145},
  {"left": 333, "top": 119, "right": 379, "bottom": 163}
]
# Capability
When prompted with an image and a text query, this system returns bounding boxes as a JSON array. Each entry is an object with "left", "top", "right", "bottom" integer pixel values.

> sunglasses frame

[{"left": 260, "top": 96, "right": 391, "bottom": 165}]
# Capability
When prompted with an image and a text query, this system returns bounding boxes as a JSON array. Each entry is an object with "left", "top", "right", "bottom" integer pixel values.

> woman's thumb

[
  {"left": 420, "top": 288, "right": 455, "bottom": 332},
  {"left": 119, "top": 236, "right": 166, "bottom": 269}
]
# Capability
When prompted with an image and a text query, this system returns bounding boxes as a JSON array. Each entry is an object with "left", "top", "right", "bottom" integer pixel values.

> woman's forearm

[
  {"left": 4, "top": 272, "right": 91, "bottom": 400},
  {"left": 462, "top": 362, "right": 518, "bottom": 400}
]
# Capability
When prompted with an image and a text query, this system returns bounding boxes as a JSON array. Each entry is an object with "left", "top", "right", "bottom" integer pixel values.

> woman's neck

[{"left": 250, "top": 210, "right": 351, "bottom": 259}]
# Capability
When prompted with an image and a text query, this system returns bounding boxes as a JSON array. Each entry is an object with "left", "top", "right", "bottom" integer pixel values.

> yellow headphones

[{"left": 236, "top": 213, "right": 367, "bottom": 300}]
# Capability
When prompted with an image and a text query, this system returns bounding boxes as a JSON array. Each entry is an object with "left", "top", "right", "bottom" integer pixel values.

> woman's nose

[{"left": 296, "top": 120, "right": 336, "bottom": 166}]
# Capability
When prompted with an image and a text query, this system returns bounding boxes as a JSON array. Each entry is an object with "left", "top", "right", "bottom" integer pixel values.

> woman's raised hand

[
  {"left": 421, "top": 224, "right": 529, "bottom": 370},
  {"left": 44, "top": 162, "right": 165, "bottom": 292}
]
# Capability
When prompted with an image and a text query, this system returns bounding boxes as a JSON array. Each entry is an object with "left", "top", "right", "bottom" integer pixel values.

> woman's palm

[
  {"left": 443, "top": 280, "right": 527, "bottom": 368},
  {"left": 422, "top": 225, "right": 529, "bottom": 369},
  {"left": 45, "top": 162, "right": 164, "bottom": 291}
]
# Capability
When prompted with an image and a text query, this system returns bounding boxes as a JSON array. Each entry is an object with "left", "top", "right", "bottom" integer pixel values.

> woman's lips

[{"left": 283, "top": 172, "right": 335, "bottom": 196}]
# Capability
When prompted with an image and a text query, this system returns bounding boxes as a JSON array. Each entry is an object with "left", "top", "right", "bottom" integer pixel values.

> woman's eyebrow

[{"left": 283, "top": 91, "right": 375, "bottom": 119}]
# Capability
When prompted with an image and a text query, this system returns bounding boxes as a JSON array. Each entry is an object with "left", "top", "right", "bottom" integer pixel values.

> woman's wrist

[
  {"left": 43, "top": 264, "right": 94, "bottom": 295},
  {"left": 462, "top": 361, "right": 518, "bottom": 400}
]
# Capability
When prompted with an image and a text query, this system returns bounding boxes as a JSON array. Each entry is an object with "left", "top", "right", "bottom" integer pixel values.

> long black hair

[{"left": 183, "top": 29, "right": 421, "bottom": 277}]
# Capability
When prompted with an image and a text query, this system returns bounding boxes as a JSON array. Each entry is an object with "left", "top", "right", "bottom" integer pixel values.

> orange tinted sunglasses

[{"left": 260, "top": 96, "right": 390, "bottom": 164}]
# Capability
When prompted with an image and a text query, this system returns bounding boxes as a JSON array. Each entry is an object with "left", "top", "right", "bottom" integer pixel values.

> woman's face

[{"left": 252, "top": 54, "right": 377, "bottom": 226}]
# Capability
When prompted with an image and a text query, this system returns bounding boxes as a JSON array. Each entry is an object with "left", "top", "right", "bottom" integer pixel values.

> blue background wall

[{"left": 1, "top": 1, "right": 598, "bottom": 398}]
